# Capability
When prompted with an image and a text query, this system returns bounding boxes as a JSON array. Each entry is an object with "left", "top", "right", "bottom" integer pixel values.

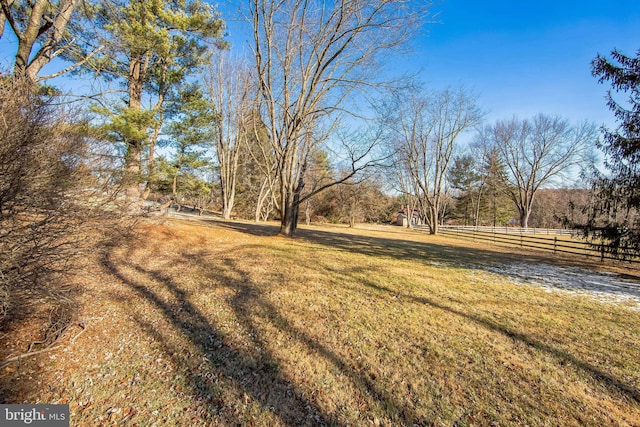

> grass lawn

[{"left": 1, "top": 217, "right": 639, "bottom": 426}]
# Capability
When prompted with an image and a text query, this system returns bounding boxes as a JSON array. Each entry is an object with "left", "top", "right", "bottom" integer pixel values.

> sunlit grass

[{"left": 8, "top": 217, "right": 640, "bottom": 426}]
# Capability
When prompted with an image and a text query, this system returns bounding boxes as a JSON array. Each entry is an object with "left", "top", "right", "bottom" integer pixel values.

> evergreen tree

[
  {"left": 69, "top": 0, "right": 225, "bottom": 209},
  {"left": 449, "top": 154, "right": 480, "bottom": 226},
  {"left": 161, "top": 83, "right": 216, "bottom": 208},
  {"left": 481, "top": 148, "right": 514, "bottom": 227},
  {"left": 584, "top": 48, "right": 640, "bottom": 257}
]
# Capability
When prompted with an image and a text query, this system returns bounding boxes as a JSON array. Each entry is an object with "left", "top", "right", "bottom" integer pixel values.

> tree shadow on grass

[
  {"left": 102, "top": 251, "right": 334, "bottom": 425},
  {"left": 102, "top": 238, "right": 436, "bottom": 425},
  {"left": 209, "top": 218, "right": 640, "bottom": 302},
  {"left": 101, "top": 219, "right": 640, "bottom": 424},
  {"left": 210, "top": 217, "right": 564, "bottom": 263},
  {"left": 187, "top": 217, "right": 281, "bottom": 237},
  {"left": 206, "top": 219, "right": 640, "bottom": 404},
  {"left": 216, "top": 255, "right": 427, "bottom": 424},
  {"left": 354, "top": 276, "right": 640, "bottom": 405}
]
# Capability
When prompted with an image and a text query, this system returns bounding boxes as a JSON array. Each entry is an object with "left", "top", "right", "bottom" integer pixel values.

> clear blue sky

[
  {"left": 2, "top": 0, "right": 637, "bottom": 130},
  {"left": 411, "top": 0, "right": 640, "bottom": 127}
]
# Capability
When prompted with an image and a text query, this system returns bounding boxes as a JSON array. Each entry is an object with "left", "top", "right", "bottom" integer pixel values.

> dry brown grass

[{"left": 1, "top": 217, "right": 639, "bottom": 426}]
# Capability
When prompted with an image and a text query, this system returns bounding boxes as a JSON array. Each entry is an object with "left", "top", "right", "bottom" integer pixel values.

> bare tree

[
  {"left": 528, "top": 188, "right": 590, "bottom": 228},
  {"left": 386, "top": 151, "right": 420, "bottom": 228},
  {"left": 229, "top": 115, "right": 279, "bottom": 222},
  {"left": 205, "top": 53, "right": 254, "bottom": 220},
  {"left": 392, "top": 88, "right": 483, "bottom": 234},
  {"left": 250, "top": 0, "right": 428, "bottom": 236},
  {"left": 330, "top": 176, "right": 395, "bottom": 227},
  {"left": 488, "top": 114, "right": 597, "bottom": 228}
]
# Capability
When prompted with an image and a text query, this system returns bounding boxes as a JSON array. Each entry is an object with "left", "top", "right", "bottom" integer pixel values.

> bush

[{"left": 0, "top": 77, "right": 120, "bottom": 345}]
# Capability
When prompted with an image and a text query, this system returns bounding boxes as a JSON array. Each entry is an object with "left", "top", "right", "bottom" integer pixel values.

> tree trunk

[
  {"left": 279, "top": 201, "right": 297, "bottom": 236},
  {"left": 429, "top": 203, "right": 439, "bottom": 234},
  {"left": 222, "top": 197, "right": 234, "bottom": 220},
  {"left": 123, "top": 142, "right": 143, "bottom": 210},
  {"left": 122, "top": 55, "right": 147, "bottom": 212},
  {"left": 144, "top": 67, "right": 167, "bottom": 200},
  {"left": 220, "top": 152, "right": 238, "bottom": 220},
  {"left": 220, "top": 173, "right": 231, "bottom": 219},
  {"left": 280, "top": 190, "right": 302, "bottom": 236},
  {"left": 473, "top": 184, "right": 484, "bottom": 227},
  {"left": 492, "top": 196, "right": 497, "bottom": 227},
  {"left": 222, "top": 180, "right": 236, "bottom": 219},
  {"left": 519, "top": 209, "right": 529, "bottom": 229},
  {"left": 255, "top": 178, "right": 271, "bottom": 222},
  {"left": 463, "top": 199, "right": 469, "bottom": 226},
  {"left": 277, "top": 150, "right": 307, "bottom": 236},
  {"left": 172, "top": 171, "right": 178, "bottom": 202},
  {"left": 279, "top": 163, "right": 306, "bottom": 236}
]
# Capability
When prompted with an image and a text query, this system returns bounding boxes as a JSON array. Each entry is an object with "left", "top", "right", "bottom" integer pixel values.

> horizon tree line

[{"left": 1, "top": 0, "right": 637, "bottom": 252}]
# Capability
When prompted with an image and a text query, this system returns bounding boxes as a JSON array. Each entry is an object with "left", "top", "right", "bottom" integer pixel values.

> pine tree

[
  {"left": 481, "top": 148, "right": 514, "bottom": 227},
  {"left": 70, "top": 0, "right": 225, "bottom": 209},
  {"left": 449, "top": 154, "right": 480, "bottom": 226},
  {"left": 162, "top": 83, "right": 216, "bottom": 209},
  {"left": 586, "top": 48, "right": 640, "bottom": 257}
]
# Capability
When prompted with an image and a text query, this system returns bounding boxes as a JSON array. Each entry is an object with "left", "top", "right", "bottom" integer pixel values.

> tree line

[{"left": 1, "top": 0, "right": 638, "bottom": 251}]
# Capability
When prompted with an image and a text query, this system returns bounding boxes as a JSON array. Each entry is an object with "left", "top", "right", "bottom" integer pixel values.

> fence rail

[
  {"left": 413, "top": 225, "right": 638, "bottom": 263},
  {"left": 436, "top": 225, "right": 575, "bottom": 236}
]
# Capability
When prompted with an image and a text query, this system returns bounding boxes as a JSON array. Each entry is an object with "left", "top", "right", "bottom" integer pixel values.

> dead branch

[{"left": 0, "top": 322, "right": 86, "bottom": 369}]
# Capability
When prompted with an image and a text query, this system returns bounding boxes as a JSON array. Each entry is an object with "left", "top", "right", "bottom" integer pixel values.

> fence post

[
  {"left": 520, "top": 233, "right": 523, "bottom": 248},
  {"left": 554, "top": 236, "right": 557, "bottom": 254}
]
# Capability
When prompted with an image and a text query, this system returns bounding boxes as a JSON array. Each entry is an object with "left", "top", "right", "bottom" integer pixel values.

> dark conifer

[{"left": 586, "top": 49, "right": 640, "bottom": 257}]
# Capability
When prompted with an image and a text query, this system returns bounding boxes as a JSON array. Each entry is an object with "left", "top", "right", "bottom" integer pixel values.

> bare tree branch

[
  {"left": 36, "top": 44, "right": 105, "bottom": 82},
  {"left": 488, "top": 114, "right": 597, "bottom": 227},
  {"left": 250, "top": 0, "right": 429, "bottom": 236}
]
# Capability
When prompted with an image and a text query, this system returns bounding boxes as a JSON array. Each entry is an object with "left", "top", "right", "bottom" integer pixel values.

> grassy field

[{"left": 1, "top": 217, "right": 640, "bottom": 426}]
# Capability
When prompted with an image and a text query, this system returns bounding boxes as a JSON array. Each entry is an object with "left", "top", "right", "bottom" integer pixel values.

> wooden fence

[
  {"left": 413, "top": 225, "right": 638, "bottom": 263},
  {"left": 433, "top": 225, "right": 575, "bottom": 236}
]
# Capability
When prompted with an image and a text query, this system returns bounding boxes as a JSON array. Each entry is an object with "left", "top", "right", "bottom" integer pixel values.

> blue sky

[
  {"left": 410, "top": 0, "right": 640, "bottom": 127},
  {"left": 2, "top": 0, "right": 638, "bottom": 130},
  {"left": 218, "top": 0, "right": 640, "bottom": 130}
]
